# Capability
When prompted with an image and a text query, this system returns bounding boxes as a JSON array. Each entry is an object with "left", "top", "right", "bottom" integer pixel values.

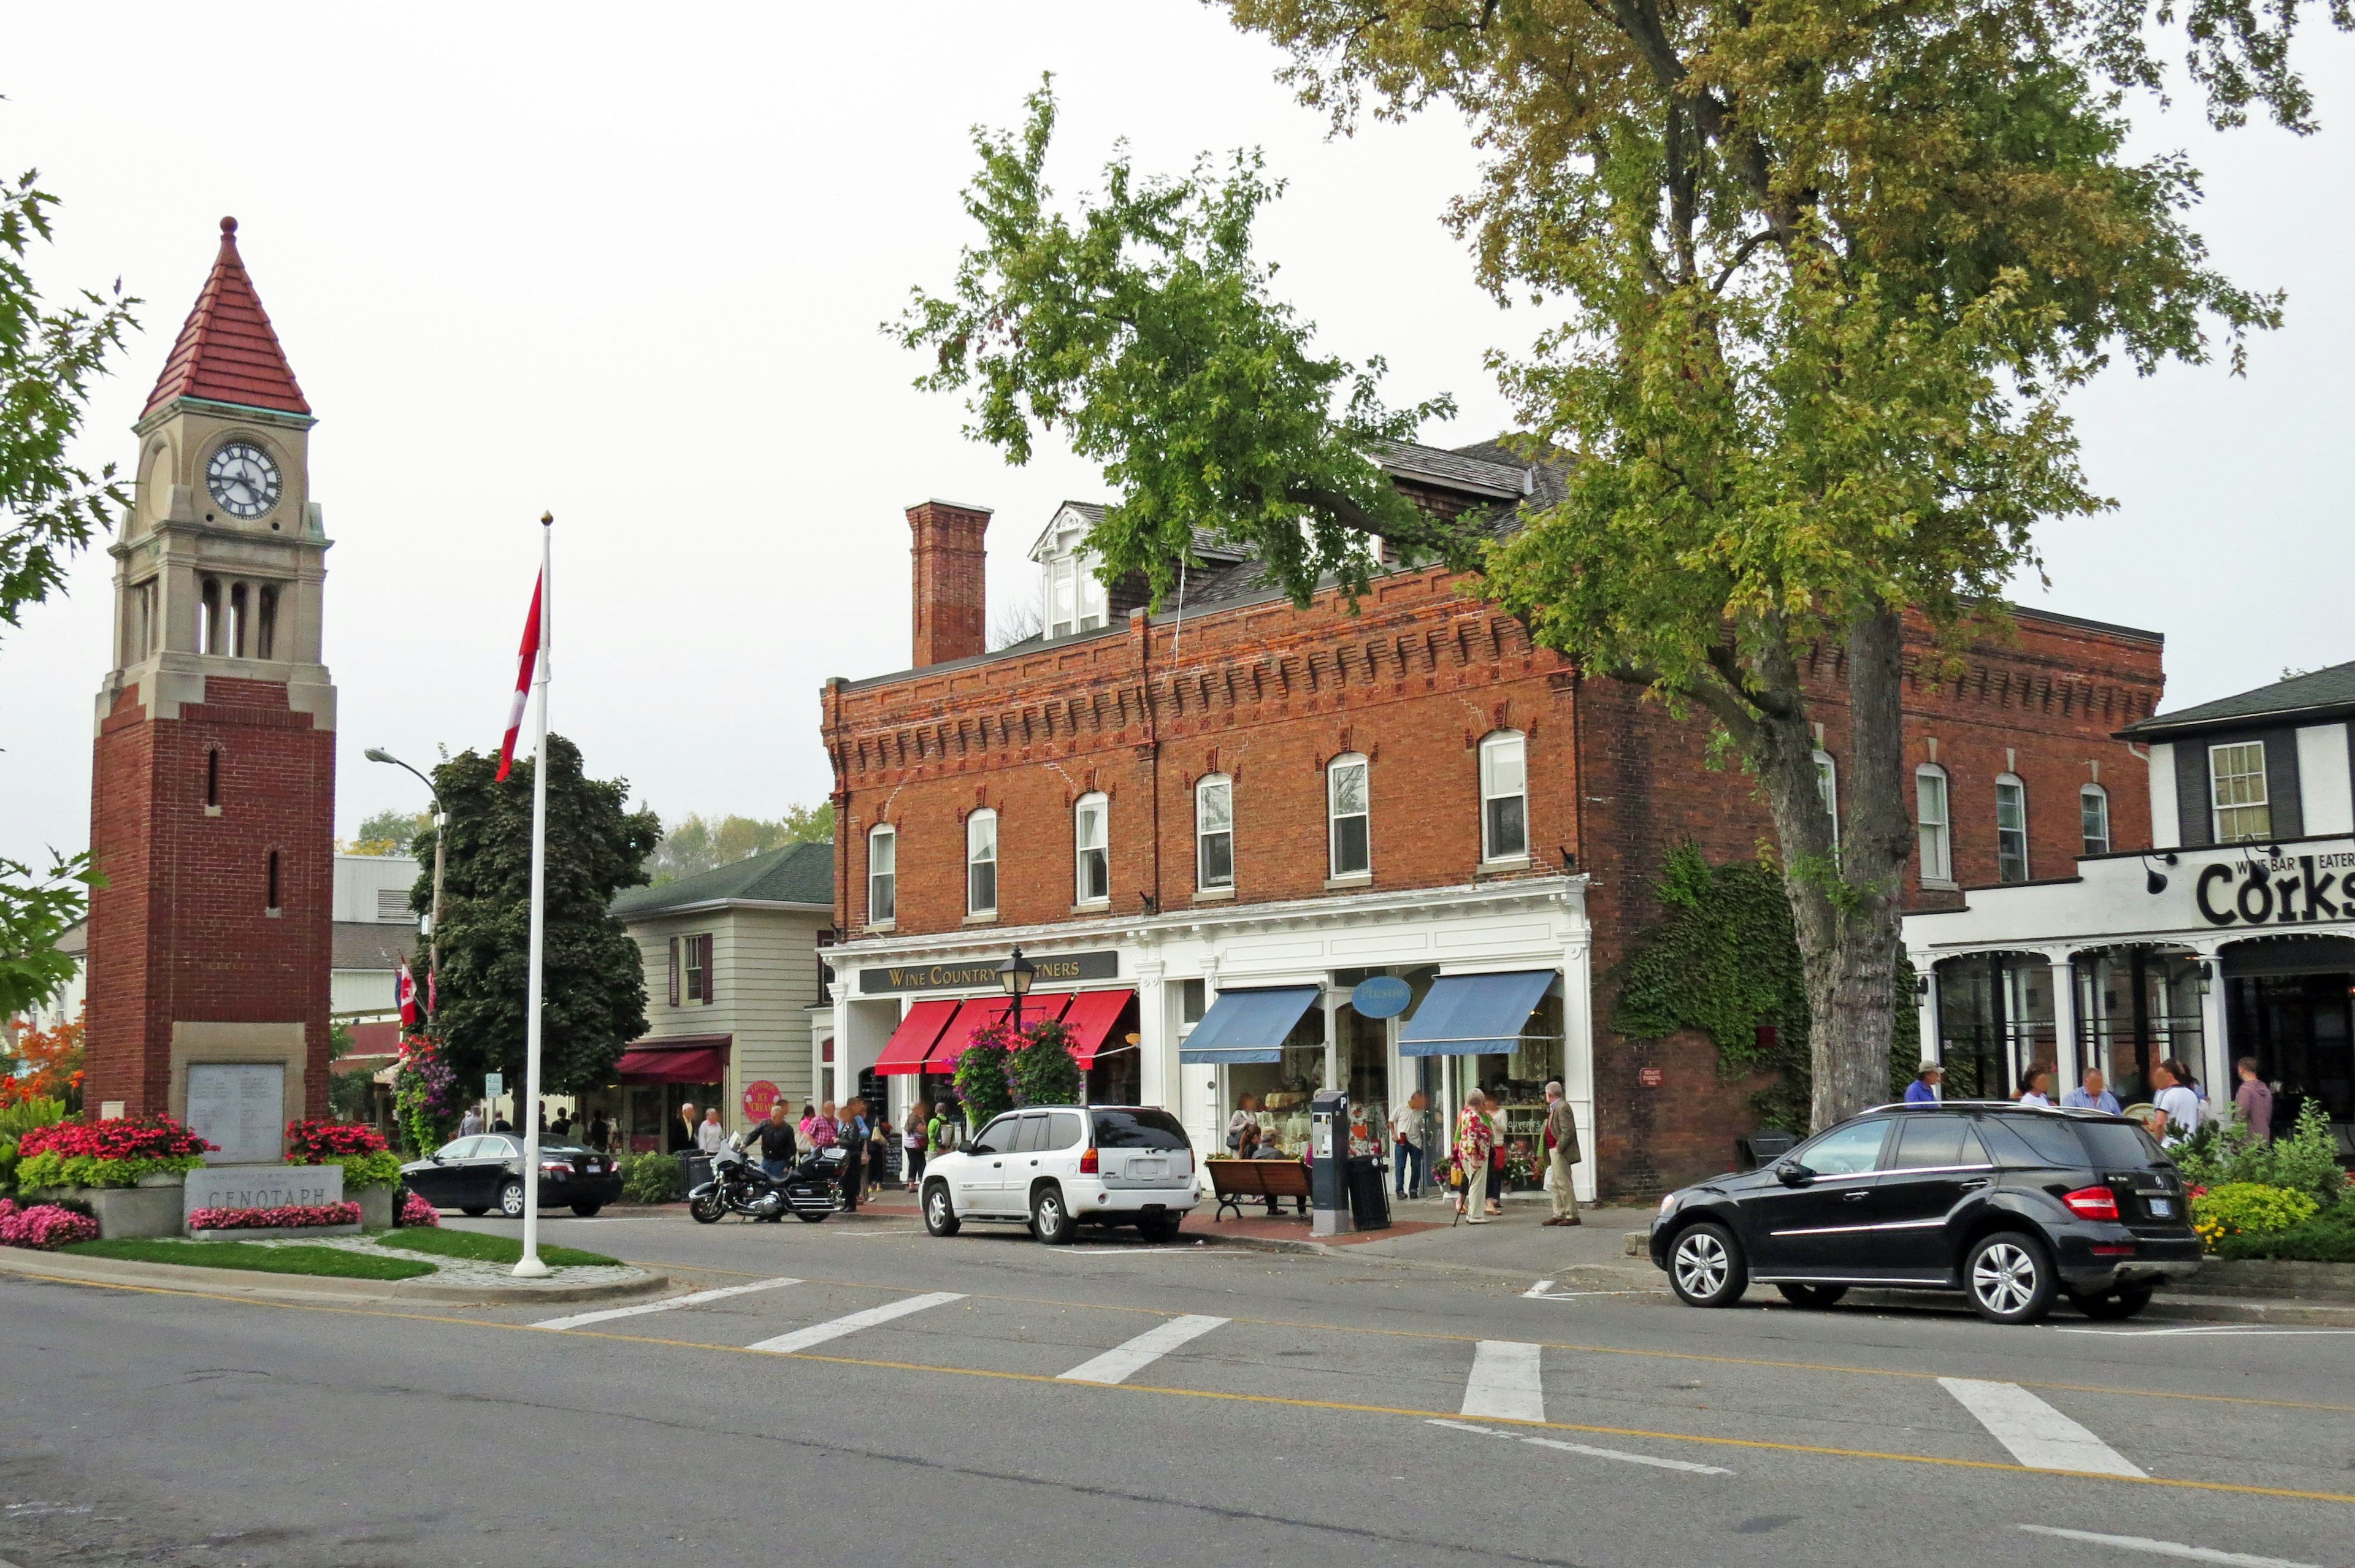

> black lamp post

[
  {"left": 997, "top": 946, "right": 1036, "bottom": 1035},
  {"left": 365, "top": 748, "right": 445, "bottom": 1030}
]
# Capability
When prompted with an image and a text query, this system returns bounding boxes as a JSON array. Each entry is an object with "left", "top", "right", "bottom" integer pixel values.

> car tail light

[
  {"left": 2090, "top": 1244, "right": 2136, "bottom": 1256},
  {"left": 1080, "top": 1147, "right": 1099, "bottom": 1174},
  {"left": 540, "top": 1160, "right": 571, "bottom": 1175},
  {"left": 2062, "top": 1185, "right": 2120, "bottom": 1221}
]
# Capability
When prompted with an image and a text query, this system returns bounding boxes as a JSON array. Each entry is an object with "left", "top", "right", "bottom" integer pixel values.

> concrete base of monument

[
  {"left": 356, "top": 1187, "right": 394, "bottom": 1229},
  {"left": 186, "top": 1222, "right": 362, "bottom": 1242},
  {"left": 25, "top": 1182, "right": 183, "bottom": 1240},
  {"left": 0, "top": 1245, "right": 671, "bottom": 1307}
]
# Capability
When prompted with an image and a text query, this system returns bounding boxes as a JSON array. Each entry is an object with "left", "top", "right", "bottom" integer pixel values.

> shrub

[
  {"left": 2212, "top": 1203, "right": 2355, "bottom": 1263},
  {"left": 396, "top": 1188, "right": 440, "bottom": 1227},
  {"left": 619, "top": 1152, "right": 681, "bottom": 1204},
  {"left": 0, "top": 1198, "right": 101, "bottom": 1250},
  {"left": 284, "top": 1119, "right": 402, "bottom": 1191},
  {"left": 954, "top": 1025, "right": 1014, "bottom": 1129},
  {"left": 2175, "top": 1099, "right": 2346, "bottom": 1211},
  {"left": 1009, "top": 1018, "right": 1081, "bottom": 1107},
  {"left": 14, "top": 1115, "right": 212, "bottom": 1190},
  {"left": 2192, "top": 1182, "right": 2319, "bottom": 1249},
  {"left": 189, "top": 1201, "right": 362, "bottom": 1231},
  {"left": 0, "top": 1097, "right": 67, "bottom": 1193}
]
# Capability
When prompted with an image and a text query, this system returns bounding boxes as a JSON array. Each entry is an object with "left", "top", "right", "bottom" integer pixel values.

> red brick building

[
  {"left": 819, "top": 445, "right": 2165, "bottom": 1199},
  {"left": 81, "top": 218, "right": 337, "bottom": 1153}
]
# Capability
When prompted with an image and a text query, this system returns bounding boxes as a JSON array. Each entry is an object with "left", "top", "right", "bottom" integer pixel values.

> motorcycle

[
  {"left": 688, "top": 1141, "right": 791, "bottom": 1223},
  {"left": 775, "top": 1145, "right": 856, "bottom": 1223}
]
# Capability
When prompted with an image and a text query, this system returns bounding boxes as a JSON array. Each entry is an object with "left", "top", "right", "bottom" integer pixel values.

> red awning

[
  {"left": 1058, "top": 989, "right": 1136, "bottom": 1068},
  {"left": 924, "top": 998, "right": 1009, "bottom": 1072},
  {"left": 614, "top": 1038, "right": 730, "bottom": 1085},
  {"left": 875, "top": 999, "right": 959, "bottom": 1076}
]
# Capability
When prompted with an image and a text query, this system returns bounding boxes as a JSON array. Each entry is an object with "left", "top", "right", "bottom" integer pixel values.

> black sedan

[
  {"left": 400, "top": 1135, "right": 623, "bottom": 1218},
  {"left": 1648, "top": 1102, "right": 2204, "bottom": 1324}
]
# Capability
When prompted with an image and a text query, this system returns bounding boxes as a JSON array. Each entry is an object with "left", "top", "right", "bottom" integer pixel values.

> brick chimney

[{"left": 907, "top": 499, "right": 992, "bottom": 667}]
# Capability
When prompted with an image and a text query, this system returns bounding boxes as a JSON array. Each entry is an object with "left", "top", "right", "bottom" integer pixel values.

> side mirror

[{"left": 1775, "top": 1160, "right": 1810, "bottom": 1187}]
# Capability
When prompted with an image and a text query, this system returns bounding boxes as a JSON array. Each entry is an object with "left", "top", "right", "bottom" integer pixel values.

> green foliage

[
  {"left": 1613, "top": 843, "right": 1917, "bottom": 1131},
  {"left": 648, "top": 805, "right": 832, "bottom": 885},
  {"left": 307, "top": 1149, "right": 403, "bottom": 1191},
  {"left": 1009, "top": 1019, "right": 1082, "bottom": 1107},
  {"left": 2211, "top": 1203, "right": 2355, "bottom": 1263},
  {"left": 64, "top": 1237, "right": 435, "bottom": 1280},
  {"left": 15, "top": 1149, "right": 204, "bottom": 1190},
  {"left": 895, "top": 78, "right": 1457, "bottom": 611},
  {"left": 618, "top": 1152, "right": 680, "bottom": 1204},
  {"left": 412, "top": 736, "right": 659, "bottom": 1095},
  {"left": 0, "top": 1096, "right": 65, "bottom": 1193},
  {"left": 2192, "top": 1182, "right": 2319, "bottom": 1242},
  {"left": 2175, "top": 1099, "right": 2348, "bottom": 1210},
  {"left": 328, "top": 1068, "right": 377, "bottom": 1124},
  {"left": 0, "top": 850, "right": 98, "bottom": 1023},
  {"left": 346, "top": 807, "right": 431, "bottom": 857},
  {"left": 374, "top": 1229, "right": 616, "bottom": 1268},
  {"left": 953, "top": 1034, "right": 1014, "bottom": 1130}
]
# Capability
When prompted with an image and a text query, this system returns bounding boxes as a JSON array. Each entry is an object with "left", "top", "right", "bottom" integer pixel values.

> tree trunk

[{"left": 1749, "top": 608, "right": 1913, "bottom": 1131}]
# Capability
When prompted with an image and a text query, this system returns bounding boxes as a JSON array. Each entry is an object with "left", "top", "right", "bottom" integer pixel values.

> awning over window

[
  {"left": 1057, "top": 989, "right": 1135, "bottom": 1068},
  {"left": 1179, "top": 986, "right": 1321, "bottom": 1065},
  {"left": 873, "top": 999, "right": 958, "bottom": 1076},
  {"left": 1399, "top": 971, "right": 1555, "bottom": 1058},
  {"left": 614, "top": 1036, "right": 732, "bottom": 1085},
  {"left": 923, "top": 998, "right": 1009, "bottom": 1072}
]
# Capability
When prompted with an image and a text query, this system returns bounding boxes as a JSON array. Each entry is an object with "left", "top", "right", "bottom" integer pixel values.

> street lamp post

[
  {"left": 364, "top": 748, "right": 446, "bottom": 1032},
  {"left": 997, "top": 946, "right": 1036, "bottom": 1036}
]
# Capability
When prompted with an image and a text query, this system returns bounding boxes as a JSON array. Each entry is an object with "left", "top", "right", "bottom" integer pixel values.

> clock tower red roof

[{"left": 141, "top": 216, "right": 311, "bottom": 419}]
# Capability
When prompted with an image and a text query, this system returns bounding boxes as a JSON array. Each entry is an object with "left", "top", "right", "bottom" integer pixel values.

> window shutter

[
  {"left": 2261, "top": 730, "right": 2304, "bottom": 839},
  {"left": 668, "top": 938, "right": 681, "bottom": 1006},
  {"left": 2175, "top": 744, "right": 2213, "bottom": 847},
  {"left": 700, "top": 935, "right": 716, "bottom": 1006}
]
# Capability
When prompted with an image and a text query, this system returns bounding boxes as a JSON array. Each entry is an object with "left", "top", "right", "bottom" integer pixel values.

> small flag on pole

[
  {"left": 396, "top": 960, "right": 418, "bottom": 1028},
  {"left": 494, "top": 572, "right": 544, "bottom": 782}
]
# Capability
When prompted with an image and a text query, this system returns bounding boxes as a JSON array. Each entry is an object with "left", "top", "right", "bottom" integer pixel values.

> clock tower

[{"left": 83, "top": 217, "right": 336, "bottom": 1136}]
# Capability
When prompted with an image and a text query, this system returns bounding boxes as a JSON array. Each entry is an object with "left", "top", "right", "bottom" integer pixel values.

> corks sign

[
  {"left": 2191, "top": 851, "right": 2355, "bottom": 928},
  {"left": 859, "top": 950, "right": 1120, "bottom": 994}
]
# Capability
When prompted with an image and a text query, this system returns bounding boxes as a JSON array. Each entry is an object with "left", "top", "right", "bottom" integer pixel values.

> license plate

[
  {"left": 2148, "top": 1198, "right": 2172, "bottom": 1217},
  {"left": 1131, "top": 1159, "right": 1166, "bottom": 1179}
]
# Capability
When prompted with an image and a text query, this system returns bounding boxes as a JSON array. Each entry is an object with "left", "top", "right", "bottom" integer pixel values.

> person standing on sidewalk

[
  {"left": 695, "top": 1106, "right": 729, "bottom": 1155},
  {"left": 1392, "top": 1092, "right": 1428, "bottom": 1200},
  {"left": 2234, "top": 1057, "right": 2274, "bottom": 1141},
  {"left": 905, "top": 1102, "right": 930, "bottom": 1191},
  {"left": 2150, "top": 1060, "right": 2202, "bottom": 1147},
  {"left": 748, "top": 1104, "right": 798, "bottom": 1181},
  {"left": 1454, "top": 1092, "right": 1495, "bottom": 1223},
  {"left": 1542, "top": 1081, "right": 1582, "bottom": 1227}
]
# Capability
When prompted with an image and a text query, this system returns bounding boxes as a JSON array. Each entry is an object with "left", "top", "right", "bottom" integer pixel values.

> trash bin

[
  {"left": 1735, "top": 1132, "right": 1797, "bottom": 1172},
  {"left": 1344, "top": 1154, "right": 1392, "bottom": 1231},
  {"left": 681, "top": 1152, "right": 714, "bottom": 1195}
]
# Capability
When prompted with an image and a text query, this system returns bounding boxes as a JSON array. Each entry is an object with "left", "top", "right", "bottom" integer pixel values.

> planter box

[
  {"left": 2194, "top": 1257, "right": 2355, "bottom": 1303},
  {"left": 356, "top": 1187, "right": 393, "bottom": 1230},
  {"left": 187, "top": 1222, "right": 362, "bottom": 1242},
  {"left": 25, "top": 1181, "right": 184, "bottom": 1240}
]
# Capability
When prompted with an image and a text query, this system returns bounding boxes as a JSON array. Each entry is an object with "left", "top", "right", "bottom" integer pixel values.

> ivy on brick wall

[{"left": 1612, "top": 844, "right": 1918, "bottom": 1132}]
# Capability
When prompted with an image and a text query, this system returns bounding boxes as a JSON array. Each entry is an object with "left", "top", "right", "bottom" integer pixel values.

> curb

[{"left": 0, "top": 1245, "right": 670, "bottom": 1307}]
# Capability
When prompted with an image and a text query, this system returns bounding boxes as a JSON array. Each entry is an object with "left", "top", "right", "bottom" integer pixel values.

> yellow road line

[{"left": 15, "top": 1266, "right": 2355, "bottom": 1507}]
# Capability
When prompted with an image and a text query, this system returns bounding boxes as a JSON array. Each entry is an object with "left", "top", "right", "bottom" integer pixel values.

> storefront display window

[
  {"left": 1225, "top": 1006, "right": 1326, "bottom": 1155},
  {"left": 1937, "top": 953, "right": 2054, "bottom": 1100},
  {"left": 2075, "top": 946, "right": 2204, "bottom": 1106}
]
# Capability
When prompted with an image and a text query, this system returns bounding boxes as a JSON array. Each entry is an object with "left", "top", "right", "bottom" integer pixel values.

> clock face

[{"left": 206, "top": 441, "right": 281, "bottom": 519}]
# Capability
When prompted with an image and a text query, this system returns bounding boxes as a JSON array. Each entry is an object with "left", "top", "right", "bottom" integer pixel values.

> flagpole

[{"left": 514, "top": 512, "right": 555, "bottom": 1279}]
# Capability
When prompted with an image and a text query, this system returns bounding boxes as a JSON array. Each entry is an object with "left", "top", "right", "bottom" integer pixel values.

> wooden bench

[{"left": 1206, "top": 1158, "right": 1313, "bottom": 1220}]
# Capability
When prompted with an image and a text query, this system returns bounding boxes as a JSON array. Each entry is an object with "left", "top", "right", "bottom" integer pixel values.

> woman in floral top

[{"left": 1453, "top": 1091, "right": 1495, "bottom": 1223}]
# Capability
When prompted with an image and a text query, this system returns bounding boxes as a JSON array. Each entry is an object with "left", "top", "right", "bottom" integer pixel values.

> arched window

[
  {"left": 2080, "top": 782, "right": 2111, "bottom": 856},
  {"left": 206, "top": 749, "right": 221, "bottom": 811},
  {"left": 1479, "top": 732, "right": 1527, "bottom": 862},
  {"left": 1328, "top": 753, "right": 1369, "bottom": 878},
  {"left": 255, "top": 585, "right": 278, "bottom": 660},
  {"left": 1073, "top": 793, "right": 1109, "bottom": 905},
  {"left": 228, "top": 582, "right": 250, "bottom": 657},
  {"left": 1915, "top": 764, "right": 1951, "bottom": 884},
  {"left": 1195, "top": 775, "right": 1233, "bottom": 890},
  {"left": 966, "top": 809, "right": 998, "bottom": 917},
  {"left": 1995, "top": 774, "right": 2029, "bottom": 883},
  {"left": 199, "top": 577, "right": 223, "bottom": 655},
  {"left": 866, "top": 824, "right": 896, "bottom": 926},
  {"left": 266, "top": 849, "right": 282, "bottom": 912},
  {"left": 1814, "top": 750, "right": 1840, "bottom": 850}
]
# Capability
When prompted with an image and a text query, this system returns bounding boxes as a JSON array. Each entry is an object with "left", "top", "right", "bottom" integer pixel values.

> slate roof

[
  {"left": 142, "top": 218, "right": 310, "bottom": 418},
  {"left": 332, "top": 922, "right": 412, "bottom": 971},
  {"left": 609, "top": 839, "right": 835, "bottom": 918},
  {"left": 2121, "top": 658, "right": 2355, "bottom": 739}
]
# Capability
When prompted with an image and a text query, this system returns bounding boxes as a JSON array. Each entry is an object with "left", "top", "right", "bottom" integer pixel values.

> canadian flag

[
  {"left": 396, "top": 960, "right": 419, "bottom": 1029},
  {"left": 494, "top": 571, "right": 544, "bottom": 782}
]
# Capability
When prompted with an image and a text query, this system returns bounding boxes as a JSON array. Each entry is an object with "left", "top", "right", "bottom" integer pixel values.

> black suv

[{"left": 1647, "top": 1103, "right": 2203, "bottom": 1324}]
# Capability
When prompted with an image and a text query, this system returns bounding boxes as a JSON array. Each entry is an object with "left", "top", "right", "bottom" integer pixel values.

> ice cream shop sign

[{"left": 2187, "top": 850, "right": 2355, "bottom": 927}]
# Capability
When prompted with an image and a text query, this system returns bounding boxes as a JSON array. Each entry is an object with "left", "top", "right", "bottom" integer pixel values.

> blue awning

[
  {"left": 1178, "top": 985, "right": 1322, "bottom": 1065},
  {"left": 1398, "top": 970, "right": 1556, "bottom": 1058}
]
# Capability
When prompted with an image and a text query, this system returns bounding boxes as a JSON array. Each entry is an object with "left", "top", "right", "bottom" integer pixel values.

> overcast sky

[{"left": 4, "top": 4, "right": 2349, "bottom": 863}]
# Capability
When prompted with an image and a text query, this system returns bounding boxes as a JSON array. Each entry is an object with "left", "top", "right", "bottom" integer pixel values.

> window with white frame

[
  {"left": 867, "top": 824, "right": 896, "bottom": 925},
  {"left": 1196, "top": 775, "right": 1233, "bottom": 890},
  {"left": 1479, "top": 732, "right": 1528, "bottom": 862},
  {"left": 1328, "top": 754, "right": 1369, "bottom": 878},
  {"left": 2209, "top": 742, "right": 2271, "bottom": 842},
  {"left": 2080, "top": 783, "right": 2111, "bottom": 856},
  {"left": 1041, "top": 550, "right": 1109, "bottom": 640},
  {"left": 1915, "top": 765, "right": 1952, "bottom": 884},
  {"left": 1995, "top": 774, "right": 2029, "bottom": 883},
  {"left": 1814, "top": 751, "right": 1840, "bottom": 851},
  {"left": 1074, "top": 792, "right": 1109, "bottom": 904},
  {"left": 966, "top": 809, "right": 998, "bottom": 916}
]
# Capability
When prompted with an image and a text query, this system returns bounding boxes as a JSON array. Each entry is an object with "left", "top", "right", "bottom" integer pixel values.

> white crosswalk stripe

[
  {"left": 747, "top": 1291, "right": 965, "bottom": 1355},
  {"left": 532, "top": 1277, "right": 799, "bottom": 1331},
  {"left": 1461, "top": 1340, "right": 1545, "bottom": 1423},
  {"left": 2018, "top": 1526, "right": 2320, "bottom": 1567},
  {"left": 1057, "top": 1315, "right": 1229, "bottom": 1385},
  {"left": 1523, "top": 1436, "right": 1734, "bottom": 1476},
  {"left": 1940, "top": 1378, "right": 2145, "bottom": 1477}
]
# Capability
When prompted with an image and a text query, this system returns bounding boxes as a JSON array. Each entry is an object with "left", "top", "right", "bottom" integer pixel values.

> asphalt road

[{"left": 6, "top": 1212, "right": 2353, "bottom": 1568}]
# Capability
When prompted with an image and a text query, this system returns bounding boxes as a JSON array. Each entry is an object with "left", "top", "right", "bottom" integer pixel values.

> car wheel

[
  {"left": 1137, "top": 1215, "right": 1182, "bottom": 1244},
  {"left": 497, "top": 1179, "right": 527, "bottom": 1219},
  {"left": 570, "top": 1202, "right": 603, "bottom": 1218},
  {"left": 923, "top": 1183, "right": 961, "bottom": 1237},
  {"left": 1667, "top": 1222, "right": 1748, "bottom": 1307},
  {"left": 1775, "top": 1282, "right": 1849, "bottom": 1309},
  {"left": 2071, "top": 1283, "right": 2156, "bottom": 1321},
  {"left": 689, "top": 1191, "right": 723, "bottom": 1225},
  {"left": 1965, "top": 1231, "right": 2058, "bottom": 1325},
  {"left": 460, "top": 1206, "right": 488, "bottom": 1217},
  {"left": 1031, "top": 1185, "right": 1075, "bottom": 1245}
]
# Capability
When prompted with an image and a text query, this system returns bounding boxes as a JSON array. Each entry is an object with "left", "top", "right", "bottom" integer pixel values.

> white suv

[{"left": 921, "top": 1106, "right": 1197, "bottom": 1245}]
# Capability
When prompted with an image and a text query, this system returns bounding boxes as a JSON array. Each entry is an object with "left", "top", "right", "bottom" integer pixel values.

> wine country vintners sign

[{"left": 858, "top": 950, "right": 1119, "bottom": 993}]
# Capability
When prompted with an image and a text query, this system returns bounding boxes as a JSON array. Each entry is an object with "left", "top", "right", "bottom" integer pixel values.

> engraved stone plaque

[{"left": 185, "top": 1061, "right": 285, "bottom": 1165}]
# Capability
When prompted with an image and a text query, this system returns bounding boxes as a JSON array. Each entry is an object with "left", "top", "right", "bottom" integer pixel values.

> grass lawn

[
  {"left": 376, "top": 1229, "right": 619, "bottom": 1268},
  {"left": 63, "top": 1238, "right": 437, "bottom": 1280}
]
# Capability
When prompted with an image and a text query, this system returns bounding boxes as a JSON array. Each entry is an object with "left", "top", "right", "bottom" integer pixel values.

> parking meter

[{"left": 1309, "top": 1089, "right": 1354, "bottom": 1236}]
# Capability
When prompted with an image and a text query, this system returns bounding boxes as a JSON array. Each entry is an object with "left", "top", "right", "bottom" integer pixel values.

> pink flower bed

[
  {"left": 187, "top": 1201, "right": 362, "bottom": 1232},
  {"left": 0, "top": 1198, "right": 101, "bottom": 1250},
  {"left": 397, "top": 1189, "right": 440, "bottom": 1227}
]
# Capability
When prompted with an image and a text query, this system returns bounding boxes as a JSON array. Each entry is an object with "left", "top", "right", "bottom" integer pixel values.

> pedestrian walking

[
  {"left": 927, "top": 1101, "right": 959, "bottom": 1160},
  {"left": 837, "top": 1100, "right": 865, "bottom": 1212},
  {"left": 459, "top": 1106, "right": 484, "bottom": 1138},
  {"left": 1486, "top": 1099, "right": 1508, "bottom": 1217},
  {"left": 867, "top": 1109, "right": 893, "bottom": 1195},
  {"left": 2018, "top": 1066, "right": 2055, "bottom": 1107},
  {"left": 1453, "top": 1092, "right": 1495, "bottom": 1224},
  {"left": 2061, "top": 1068, "right": 2121, "bottom": 1115},
  {"left": 695, "top": 1106, "right": 728, "bottom": 1155},
  {"left": 1227, "top": 1093, "right": 1261, "bottom": 1155},
  {"left": 1904, "top": 1065, "right": 1942, "bottom": 1104},
  {"left": 904, "top": 1103, "right": 930, "bottom": 1191},
  {"left": 2150, "top": 1059, "right": 2202, "bottom": 1146},
  {"left": 748, "top": 1104, "right": 798, "bottom": 1181},
  {"left": 551, "top": 1108, "right": 573, "bottom": 1139},
  {"left": 1542, "top": 1080, "right": 1582, "bottom": 1227},
  {"left": 672, "top": 1102, "right": 700, "bottom": 1153},
  {"left": 587, "top": 1111, "right": 609, "bottom": 1153},
  {"left": 2234, "top": 1057, "right": 2275, "bottom": 1142},
  {"left": 1392, "top": 1092, "right": 1428, "bottom": 1199}
]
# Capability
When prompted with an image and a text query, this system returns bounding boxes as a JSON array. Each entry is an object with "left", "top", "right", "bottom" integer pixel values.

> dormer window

[{"left": 1033, "top": 505, "right": 1109, "bottom": 640}]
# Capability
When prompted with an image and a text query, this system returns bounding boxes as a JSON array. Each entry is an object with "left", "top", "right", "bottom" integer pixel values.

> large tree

[{"left": 412, "top": 736, "right": 660, "bottom": 1097}]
